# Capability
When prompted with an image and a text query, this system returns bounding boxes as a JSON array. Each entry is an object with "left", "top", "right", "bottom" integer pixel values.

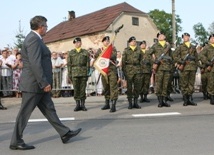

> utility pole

[{"left": 172, "top": 0, "right": 176, "bottom": 48}]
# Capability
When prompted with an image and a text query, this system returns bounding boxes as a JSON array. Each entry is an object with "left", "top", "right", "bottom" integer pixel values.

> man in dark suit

[{"left": 9, "top": 15, "right": 81, "bottom": 150}]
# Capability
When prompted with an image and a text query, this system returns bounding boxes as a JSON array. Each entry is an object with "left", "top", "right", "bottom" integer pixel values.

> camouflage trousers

[
  {"left": 126, "top": 73, "right": 142, "bottom": 99},
  {"left": 72, "top": 76, "right": 88, "bottom": 100},
  {"left": 180, "top": 70, "right": 196, "bottom": 95},
  {"left": 155, "top": 71, "right": 171, "bottom": 97},
  {"left": 207, "top": 72, "right": 214, "bottom": 95},
  {"left": 140, "top": 73, "right": 151, "bottom": 95},
  {"left": 201, "top": 72, "right": 208, "bottom": 93},
  {"left": 101, "top": 72, "right": 118, "bottom": 100}
]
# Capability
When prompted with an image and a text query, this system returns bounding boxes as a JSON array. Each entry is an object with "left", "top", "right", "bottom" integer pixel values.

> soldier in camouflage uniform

[
  {"left": 94, "top": 36, "right": 118, "bottom": 112},
  {"left": 122, "top": 36, "right": 142, "bottom": 109},
  {"left": 149, "top": 32, "right": 172, "bottom": 107},
  {"left": 198, "top": 43, "right": 209, "bottom": 100},
  {"left": 174, "top": 33, "right": 198, "bottom": 106},
  {"left": 139, "top": 41, "right": 152, "bottom": 103},
  {"left": 67, "top": 37, "right": 90, "bottom": 111},
  {"left": 199, "top": 34, "right": 214, "bottom": 105}
]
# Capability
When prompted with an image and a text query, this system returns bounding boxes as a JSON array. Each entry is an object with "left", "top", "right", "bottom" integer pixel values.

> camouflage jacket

[
  {"left": 141, "top": 50, "right": 153, "bottom": 73},
  {"left": 67, "top": 48, "right": 90, "bottom": 78},
  {"left": 122, "top": 46, "right": 143, "bottom": 75},
  {"left": 174, "top": 43, "right": 199, "bottom": 71},
  {"left": 149, "top": 42, "right": 173, "bottom": 71},
  {"left": 199, "top": 44, "right": 214, "bottom": 72}
]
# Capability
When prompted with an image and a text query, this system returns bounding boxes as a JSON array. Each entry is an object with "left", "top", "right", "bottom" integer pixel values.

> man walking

[{"left": 10, "top": 16, "right": 81, "bottom": 150}]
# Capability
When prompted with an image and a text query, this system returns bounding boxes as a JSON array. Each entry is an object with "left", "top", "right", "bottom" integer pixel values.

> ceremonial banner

[{"left": 93, "top": 44, "right": 113, "bottom": 82}]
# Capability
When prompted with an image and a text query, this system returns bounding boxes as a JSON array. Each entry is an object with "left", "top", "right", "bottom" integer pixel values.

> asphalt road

[{"left": 1, "top": 93, "right": 214, "bottom": 155}]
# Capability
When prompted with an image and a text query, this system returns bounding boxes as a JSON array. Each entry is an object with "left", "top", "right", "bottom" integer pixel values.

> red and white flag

[{"left": 93, "top": 44, "right": 113, "bottom": 82}]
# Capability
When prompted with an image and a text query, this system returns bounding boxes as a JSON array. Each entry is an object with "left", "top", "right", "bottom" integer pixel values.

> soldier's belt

[
  {"left": 125, "top": 62, "right": 140, "bottom": 66},
  {"left": 71, "top": 64, "right": 87, "bottom": 67}
]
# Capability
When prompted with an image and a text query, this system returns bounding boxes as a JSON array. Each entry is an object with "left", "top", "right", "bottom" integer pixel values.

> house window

[{"left": 132, "top": 17, "right": 139, "bottom": 26}]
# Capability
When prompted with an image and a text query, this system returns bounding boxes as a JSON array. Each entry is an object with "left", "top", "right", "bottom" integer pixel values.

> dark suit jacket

[{"left": 20, "top": 31, "right": 52, "bottom": 93}]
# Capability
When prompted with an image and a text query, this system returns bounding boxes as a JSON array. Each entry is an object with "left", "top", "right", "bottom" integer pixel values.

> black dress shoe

[
  {"left": 61, "top": 128, "right": 82, "bottom": 143},
  {"left": 0, "top": 104, "right": 7, "bottom": 110},
  {"left": 10, "top": 143, "right": 35, "bottom": 150}
]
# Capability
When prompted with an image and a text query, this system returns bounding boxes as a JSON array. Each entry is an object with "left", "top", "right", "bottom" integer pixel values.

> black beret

[
  {"left": 157, "top": 31, "right": 165, "bottom": 38},
  {"left": 102, "top": 36, "right": 110, "bottom": 42},
  {"left": 139, "top": 40, "right": 146, "bottom": 45},
  {"left": 209, "top": 34, "right": 214, "bottom": 40},
  {"left": 128, "top": 36, "right": 136, "bottom": 43},
  {"left": 73, "top": 37, "right": 81, "bottom": 44},
  {"left": 182, "top": 33, "right": 190, "bottom": 38}
]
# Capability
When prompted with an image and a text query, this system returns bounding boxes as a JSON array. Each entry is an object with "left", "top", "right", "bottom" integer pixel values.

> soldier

[
  {"left": 67, "top": 37, "right": 90, "bottom": 111},
  {"left": 149, "top": 32, "right": 172, "bottom": 107},
  {"left": 174, "top": 33, "right": 198, "bottom": 106},
  {"left": 122, "top": 36, "right": 142, "bottom": 109},
  {"left": 93, "top": 36, "right": 118, "bottom": 112},
  {"left": 139, "top": 41, "right": 152, "bottom": 103},
  {"left": 199, "top": 34, "right": 214, "bottom": 104},
  {"left": 198, "top": 42, "right": 209, "bottom": 100}
]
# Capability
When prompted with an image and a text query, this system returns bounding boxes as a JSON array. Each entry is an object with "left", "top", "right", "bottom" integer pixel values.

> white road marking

[
  {"left": 12, "top": 117, "right": 75, "bottom": 123},
  {"left": 132, "top": 112, "right": 181, "bottom": 117}
]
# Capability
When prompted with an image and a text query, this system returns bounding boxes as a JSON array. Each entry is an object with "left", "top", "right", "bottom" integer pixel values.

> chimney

[{"left": 68, "top": 11, "right": 75, "bottom": 21}]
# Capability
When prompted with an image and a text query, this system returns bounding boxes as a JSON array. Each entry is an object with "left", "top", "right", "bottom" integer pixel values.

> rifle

[
  {"left": 152, "top": 53, "right": 164, "bottom": 71},
  {"left": 177, "top": 53, "right": 190, "bottom": 71},
  {"left": 207, "top": 56, "right": 214, "bottom": 71}
]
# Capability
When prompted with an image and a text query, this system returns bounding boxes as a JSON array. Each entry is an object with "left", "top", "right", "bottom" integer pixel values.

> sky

[{"left": 0, "top": 0, "right": 212, "bottom": 49}]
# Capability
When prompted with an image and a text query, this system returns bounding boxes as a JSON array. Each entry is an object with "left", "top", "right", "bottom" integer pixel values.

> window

[{"left": 132, "top": 17, "right": 139, "bottom": 26}]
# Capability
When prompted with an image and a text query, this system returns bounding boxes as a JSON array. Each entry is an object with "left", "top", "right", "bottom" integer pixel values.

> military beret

[
  {"left": 139, "top": 40, "right": 146, "bottom": 45},
  {"left": 73, "top": 37, "right": 81, "bottom": 44},
  {"left": 128, "top": 36, "right": 136, "bottom": 43},
  {"left": 182, "top": 33, "right": 190, "bottom": 38},
  {"left": 102, "top": 36, "right": 110, "bottom": 42},
  {"left": 209, "top": 34, "right": 214, "bottom": 40},
  {"left": 157, "top": 31, "right": 165, "bottom": 38}
]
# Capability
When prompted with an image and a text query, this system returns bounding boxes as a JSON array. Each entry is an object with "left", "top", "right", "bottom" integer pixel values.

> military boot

[
  {"left": 166, "top": 95, "right": 174, "bottom": 102},
  {"left": 202, "top": 92, "right": 208, "bottom": 100},
  {"left": 163, "top": 97, "right": 171, "bottom": 107},
  {"left": 110, "top": 100, "right": 117, "bottom": 113},
  {"left": 101, "top": 99, "right": 110, "bottom": 110},
  {"left": 80, "top": 99, "right": 87, "bottom": 111},
  {"left": 210, "top": 95, "right": 214, "bottom": 105},
  {"left": 140, "top": 94, "right": 144, "bottom": 103},
  {"left": 187, "top": 95, "right": 197, "bottom": 106},
  {"left": 143, "top": 94, "right": 150, "bottom": 102},
  {"left": 157, "top": 96, "right": 163, "bottom": 107},
  {"left": 0, "top": 100, "right": 7, "bottom": 110},
  {"left": 133, "top": 98, "right": 141, "bottom": 109},
  {"left": 183, "top": 95, "right": 188, "bottom": 106},
  {"left": 128, "top": 98, "right": 133, "bottom": 109},
  {"left": 74, "top": 100, "right": 81, "bottom": 112}
]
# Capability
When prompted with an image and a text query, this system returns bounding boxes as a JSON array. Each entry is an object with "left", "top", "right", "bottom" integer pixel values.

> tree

[
  {"left": 14, "top": 20, "right": 25, "bottom": 49},
  {"left": 148, "top": 9, "right": 182, "bottom": 44},
  {"left": 193, "top": 22, "right": 208, "bottom": 45},
  {"left": 208, "top": 21, "right": 214, "bottom": 34}
]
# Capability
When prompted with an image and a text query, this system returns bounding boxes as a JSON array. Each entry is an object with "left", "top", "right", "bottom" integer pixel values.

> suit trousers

[{"left": 10, "top": 92, "right": 70, "bottom": 145}]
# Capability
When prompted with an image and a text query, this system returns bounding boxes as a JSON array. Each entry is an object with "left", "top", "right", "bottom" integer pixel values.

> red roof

[{"left": 43, "top": 2, "right": 145, "bottom": 43}]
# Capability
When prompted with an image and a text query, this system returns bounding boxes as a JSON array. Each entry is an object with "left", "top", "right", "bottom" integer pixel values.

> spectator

[
  {"left": 12, "top": 52, "right": 23, "bottom": 98},
  {"left": 51, "top": 51, "right": 63, "bottom": 97},
  {"left": 0, "top": 50, "right": 13, "bottom": 97}
]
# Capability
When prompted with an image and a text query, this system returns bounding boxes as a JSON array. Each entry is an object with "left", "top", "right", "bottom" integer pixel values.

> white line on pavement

[
  {"left": 11, "top": 117, "right": 75, "bottom": 123},
  {"left": 132, "top": 112, "right": 181, "bottom": 117}
]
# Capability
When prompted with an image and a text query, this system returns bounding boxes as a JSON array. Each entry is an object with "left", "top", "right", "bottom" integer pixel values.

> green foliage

[
  {"left": 148, "top": 9, "right": 182, "bottom": 44},
  {"left": 208, "top": 21, "right": 214, "bottom": 34},
  {"left": 14, "top": 32, "right": 25, "bottom": 49},
  {"left": 193, "top": 22, "right": 208, "bottom": 45}
]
